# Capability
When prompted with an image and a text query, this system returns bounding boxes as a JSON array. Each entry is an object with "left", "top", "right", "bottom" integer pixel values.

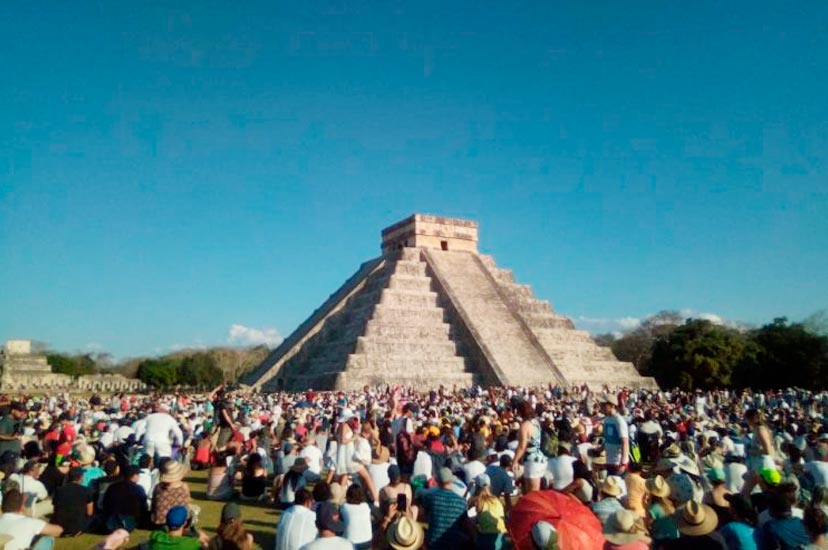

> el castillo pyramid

[{"left": 243, "top": 214, "right": 657, "bottom": 391}]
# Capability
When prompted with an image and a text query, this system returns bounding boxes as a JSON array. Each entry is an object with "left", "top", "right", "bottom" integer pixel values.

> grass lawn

[{"left": 55, "top": 470, "right": 281, "bottom": 550}]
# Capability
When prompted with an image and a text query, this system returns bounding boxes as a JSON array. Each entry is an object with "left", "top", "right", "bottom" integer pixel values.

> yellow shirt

[{"left": 476, "top": 498, "right": 506, "bottom": 534}]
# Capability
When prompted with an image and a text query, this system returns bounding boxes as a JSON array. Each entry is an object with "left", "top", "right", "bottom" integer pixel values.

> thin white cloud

[
  {"left": 227, "top": 324, "right": 283, "bottom": 348},
  {"left": 576, "top": 316, "right": 642, "bottom": 333},
  {"left": 84, "top": 342, "right": 104, "bottom": 351}
]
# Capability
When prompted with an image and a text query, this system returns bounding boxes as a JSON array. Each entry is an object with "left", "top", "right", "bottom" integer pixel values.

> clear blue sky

[{"left": 2, "top": 1, "right": 826, "bottom": 358}]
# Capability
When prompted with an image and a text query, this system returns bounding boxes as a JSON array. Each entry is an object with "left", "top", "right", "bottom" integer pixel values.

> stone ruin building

[
  {"left": 243, "top": 214, "right": 657, "bottom": 391},
  {"left": 0, "top": 339, "right": 145, "bottom": 393}
]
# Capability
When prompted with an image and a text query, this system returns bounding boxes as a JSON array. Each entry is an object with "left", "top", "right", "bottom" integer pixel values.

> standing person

[
  {"left": 743, "top": 409, "right": 776, "bottom": 497},
  {"left": 601, "top": 398, "right": 630, "bottom": 477},
  {"left": 275, "top": 489, "right": 317, "bottom": 550},
  {"left": 421, "top": 468, "right": 473, "bottom": 550},
  {"left": 52, "top": 467, "right": 93, "bottom": 536},
  {"left": 512, "top": 400, "right": 545, "bottom": 493},
  {"left": 0, "top": 489, "right": 63, "bottom": 550},
  {"left": 0, "top": 402, "right": 26, "bottom": 456},
  {"left": 210, "top": 386, "right": 236, "bottom": 450},
  {"left": 138, "top": 405, "right": 184, "bottom": 462},
  {"left": 299, "top": 502, "right": 353, "bottom": 550}
]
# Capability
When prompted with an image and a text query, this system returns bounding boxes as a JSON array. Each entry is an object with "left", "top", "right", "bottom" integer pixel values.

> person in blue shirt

[
  {"left": 719, "top": 494, "right": 758, "bottom": 550},
  {"left": 756, "top": 491, "right": 809, "bottom": 550}
]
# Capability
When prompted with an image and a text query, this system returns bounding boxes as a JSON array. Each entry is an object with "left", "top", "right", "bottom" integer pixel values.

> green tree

[
  {"left": 47, "top": 353, "right": 97, "bottom": 376},
  {"left": 136, "top": 358, "right": 179, "bottom": 388},
  {"left": 749, "top": 318, "right": 828, "bottom": 389},
  {"left": 650, "top": 319, "right": 750, "bottom": 390},
  {"left": 610, "top": 310, "right": 683, "bottom": 374},
  {"left": 178, "top": 353, "right": 223, "bottom": 388}
]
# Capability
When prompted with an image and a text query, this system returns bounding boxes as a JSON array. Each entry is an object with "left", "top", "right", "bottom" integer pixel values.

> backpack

[{"left": 542, "top": 430, "right": 559, "bottom": 458}]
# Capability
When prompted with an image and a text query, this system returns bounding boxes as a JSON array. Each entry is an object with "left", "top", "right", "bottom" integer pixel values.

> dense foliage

[
  {"left": 135, "top": 352, "right": 223, "bottom": 389},
  {"left": 46, "top": 353, "right": 98, "bottom": 376},
  {"left": 600, "top": 313, "right": 828, "bottom": 390}
]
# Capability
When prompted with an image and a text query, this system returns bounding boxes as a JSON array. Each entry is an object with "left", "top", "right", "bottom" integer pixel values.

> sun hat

[
  {"left": 221, "top": 502, "right": 241, "bottom": 523},
  {"left": 337, "top": 408, "right": 355, "bottom": 423},
  {"left": 372, "top": 445, "right": 391, "bottom": 465},
  {"left": 531, "top": 521, "right": 559, "bottom": 550},
  {"left": 76, "top": 445, "right": 96, "bottom": 466},
  {"left": 600, "top": 476, "right": 623, "bottom": 497},
  {"left": 316, "top": 501, "right": 345, "bottom": 534},
  {"left": 166, "top": 505, "right": 189, "bottom": 529},
  {"left": 604, "top": 509, "right": 647, "bottom": 545},
  {"left": 676, "top": 501, "right": 718, "bottom": 536},
  {"left": 646, "top": 475, "right": 671, "bottom": 498},
  {"left": 160, "top": 460, "right": 187, "bottom": 483},
  {"left": 387, "top": 515, "right": 425, "bottom": 550}
]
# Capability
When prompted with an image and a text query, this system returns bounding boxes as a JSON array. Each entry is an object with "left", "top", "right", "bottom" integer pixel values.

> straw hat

[
  {"left": 372, "top": 445, "right": 390, "bottom": 465},
  {"left": 160, "top": 460, "right": 187, "bottom": 483},
  {"left": 676, "top": 501, "right": 718, "bottom": 536},
  {"left": 76, "top": 445, "right": 96, "bottom": 466},
  {"left": 646, "top": 475, "right": 671, "bottom": 498},
  {"left": 600, "top": 476, "right": 623, "bottom": 497},
  {"left": 603, "top": 509, "right": 648, "bottom": 545},
  {"left": 387, "top": 515, "right": 425, "bottom": 550}
]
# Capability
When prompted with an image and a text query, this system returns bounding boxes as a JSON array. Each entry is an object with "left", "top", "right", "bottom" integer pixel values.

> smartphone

[{"left": 397, "top": 493, "right": 407, "bottom": 512}]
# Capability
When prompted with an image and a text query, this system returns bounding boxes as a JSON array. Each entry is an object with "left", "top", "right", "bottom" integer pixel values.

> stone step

[
  {"left": 514, "top": 299, "right": 554, "bottom": 315},
  {"left": 371, "top": 305, "right": 446, "bottom": 324},
  {"left": 393, "top": 260, "right": 428, "bottom": 277},
  {"left": 536, "top": 327, "right": 596, "bottom": 344},
  {"left": 379, "top": 288, "right": 439, "bottom": 308},
  {"left": 342, "top": 371, "right": 476, "bottom": 388},
  {"left": 520, "top": 314, "right": 575, "bottom": 329},
  {"left": 387, "top": 274, "right": 433, "bottom": 292},
  {"left": 354, "top": 336, "right": 458, "bottom": 357},
  {"left": 363, "top": 321, "right": 452, "bottom": 340},
  {"left": 346, "top": 354, "right": 468, "bottom": 374},
  {"left": 398, "top": 248, "right": 424, "bottom": 262}
]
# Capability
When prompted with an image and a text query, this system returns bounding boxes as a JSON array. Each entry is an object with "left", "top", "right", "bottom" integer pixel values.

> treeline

[
  {"left": 43, "top": 345, "right": 270, "bottom": 389},
  {"left": 597, "top": 311, "right": 828, "bottom": 390}
]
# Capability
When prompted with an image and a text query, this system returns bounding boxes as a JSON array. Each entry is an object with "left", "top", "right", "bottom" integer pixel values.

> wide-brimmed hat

[
  {"left": 662, "top": 444, "right": 682, "bottom": 459},
  {"left": 676, "top": 502, "right": 718, "bottom": 536},
  {"left": 76, "top": 445, "right": 96, "bottom": 466},
  {"left": 372, "top": 445, "right": 390, "bottom": 465},
  {"left": 604, "top": 509, "right": 648, "bottom": 545},
  {"left": 338, "top": 408, "right": 355, "bottom": 423},
  {"left": 160, "top": 460, "right": 187, "bottom": 483},
  {"left": 387, "top": 515, "right": 425, "bottom": 550},
  {"left": 600, "top": 476, "right": 623, "bottom": 497},
  {"left": 646, "top": 475, "right": 671, "bottom": 498},
  {"left": 290, "top": 457, "right": 309, "bottom": 473}
]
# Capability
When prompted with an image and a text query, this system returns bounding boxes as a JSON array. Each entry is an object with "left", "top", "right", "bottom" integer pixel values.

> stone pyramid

[{"left": 243, "top": 215, "right": 657, "bottom": 391}]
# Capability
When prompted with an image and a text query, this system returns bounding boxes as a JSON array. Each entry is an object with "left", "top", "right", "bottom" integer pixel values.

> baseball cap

[
  {"left": 315, "top": 502, "right": 344, "bottom": 534},
  {"left": 221, "top": 502, "right": 241, "bottom": 523},
  {"left": 436, "top": 467, "right": 455, "bottom": 484},
  {"left": 166, "top": 506, "right": 189, "bottom": 529}
]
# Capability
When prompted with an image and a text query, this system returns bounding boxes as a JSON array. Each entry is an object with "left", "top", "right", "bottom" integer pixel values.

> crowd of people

[{"left": 0, "top": 383, "right": 827, "bottom": 550}]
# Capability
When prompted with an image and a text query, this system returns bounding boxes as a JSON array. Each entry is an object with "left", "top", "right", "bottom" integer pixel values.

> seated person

[
  {"left": 240, "top": 453, "right": 268, "bottom": 501},
  {"left": 0, "top": 489, "right": 63, "bottom": 550},
  {"left": 148, "top": 506, "right": 208, "bottom": 550},
  {"left": 101, "top": 466, "right": 148, "bottom": 532},
  {"left": 52, "top": 467, "right": 94, "bottom": 536}
]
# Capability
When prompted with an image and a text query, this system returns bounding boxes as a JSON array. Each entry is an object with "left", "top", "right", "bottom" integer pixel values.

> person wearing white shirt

[
  {"left": 8, "top": 462, "right": 51, "bottom": 519},
  {"left": 804, "top": 448, "right": 828, "bottom": 487},
  {"left": 548, "top": 446, "right": 577, "bottom": 491},
  {"left": 0, "top": 489, "right": 63, "bottom": 550},
  {"left": 300, "top": 438, "right": 325, "bottom": 476},
  {"left": 135, "top": 406, "right": 183, "bottom": 460},
  {"left": 339, "top": 485, "right": 372, "bottom": 550},
  {"left": 275, "top": 489, "right": 317, "bottom": 550}
]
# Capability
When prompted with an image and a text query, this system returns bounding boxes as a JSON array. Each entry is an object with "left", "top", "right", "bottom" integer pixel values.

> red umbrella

[{"left": 508, "top": 490, "right": 606, "bottom": 550}]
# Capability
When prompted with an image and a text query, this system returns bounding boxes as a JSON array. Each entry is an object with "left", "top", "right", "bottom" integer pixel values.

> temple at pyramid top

[
  {"left": 243, "top": 215, "right": 657, "bottom": 392},
  {"left": 381, "top": 214, "right": 479, "bottom": 255}
]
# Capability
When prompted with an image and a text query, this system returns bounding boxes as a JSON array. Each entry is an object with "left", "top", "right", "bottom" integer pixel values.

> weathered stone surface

[
  {"left": 0, "top": 340, "right": 145, "bottom": 392},
  {"left": 243, "top": 215, "right": 658, "bottom": 391}
]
